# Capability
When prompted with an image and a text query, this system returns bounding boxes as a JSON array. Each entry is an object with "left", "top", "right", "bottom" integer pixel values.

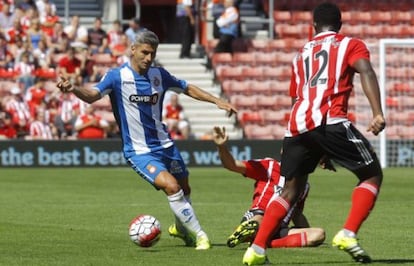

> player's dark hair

[
  {"left": 313, "top": 2, "right": 342, "bottom": 32},
  {"left": 134, "top": 30, "right": 159, "bottom": 48}
]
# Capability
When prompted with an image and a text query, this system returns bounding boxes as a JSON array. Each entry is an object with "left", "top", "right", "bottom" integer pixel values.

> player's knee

[{"left": 307, "top": 228, "right": 325, "bottom": 247}]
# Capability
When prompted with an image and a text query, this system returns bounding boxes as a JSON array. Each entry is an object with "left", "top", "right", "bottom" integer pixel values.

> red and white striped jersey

[
  {"left": 287, "top": 31, "right": 370, "bottom": 137},
  {"left": 29, "top": 120, "right": 53, "bottom": 139}
]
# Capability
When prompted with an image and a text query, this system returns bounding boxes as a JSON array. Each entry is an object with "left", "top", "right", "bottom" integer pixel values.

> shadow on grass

[{"left": 372, "top": 259, "right": 414, "bottom": 264}]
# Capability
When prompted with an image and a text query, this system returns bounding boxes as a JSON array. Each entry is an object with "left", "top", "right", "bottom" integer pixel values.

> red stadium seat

[
  {"left": 273, "top": 10, "right": 291, "bottom": 23},
  {"left": 230, "top": 95, "right": 257, "bottom": 110},
  {"left": 370, "top": 11, "right": 392, "bottom": 24},
  {"left": 222, "top": 80, "right": 251, "bottom": 96},
  {"left": 238, "top": 110, "right": 263, "bottom": 126},
  {"left": 391, "top": 11, "right": 412, "bottom": 25},
  {"left": 256, "top": 95, "right": 278, "bottom": 109},
  {"left": 244, "top": 124, "right": 274, "bottom": 139},
  {"left": 242, "top": 66, "right": 264, "bottom": 80},
  {"left": 233, "top": 52, "right": 256, "bottom": 66},
  {"left": 267, "top": 38, "right": 295, "bottom": 52},
  {"left": 262, "top": 110, "right": 286, "bottom": 124},
  {"left": 215, "top": 65, "right": 243, "bottom": 82},
  {"left": 291, "top": 11, "right": 312, "bottom": 24},
  {"left": 254, "top": 52, "right": 279, "bottom": 66},
  {"left": 92, "top": 53, "right": 116, "bottom": 66},
  {"left": 211, "top": 53, "right": 233, "bottom": 67},
  {"left": 249, "top": 80, "right": 271, "bottom": 95},
  {"left": 249, "top": 39, "right": 269, "bottom": 52}
]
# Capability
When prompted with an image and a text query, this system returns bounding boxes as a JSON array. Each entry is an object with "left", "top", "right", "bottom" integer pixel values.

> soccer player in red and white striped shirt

[
  {"left": 212, "top": 126, "right": 325, "bottom": 249},
  {"left": 243, "top": 3, "right": 386, "bottom": 265}
]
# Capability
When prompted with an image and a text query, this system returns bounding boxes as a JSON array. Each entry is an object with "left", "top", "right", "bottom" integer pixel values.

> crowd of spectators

[{"left": 0, "top": 0, "right": 189, "bottom": 140}]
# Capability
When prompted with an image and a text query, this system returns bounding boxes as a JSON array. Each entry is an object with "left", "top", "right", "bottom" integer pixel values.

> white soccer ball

[{"left": 128, "top": 214, "right": 161, "bottom": 247}]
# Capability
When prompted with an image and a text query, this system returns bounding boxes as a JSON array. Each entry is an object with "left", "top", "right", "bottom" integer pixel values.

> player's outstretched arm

[
  {"left": 57, "top": 76, "right": 102, "bottom": 104},
  {"left": 213, "top": 126, "right": 246, "bottom": 174},
  {"left": 185, "top": 84, "right": 237, "bottom": 117}
]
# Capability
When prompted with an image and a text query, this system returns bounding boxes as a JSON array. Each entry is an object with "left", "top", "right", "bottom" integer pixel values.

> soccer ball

[{"left": 129, "top": 214, "right": 161, "bottom": 247}]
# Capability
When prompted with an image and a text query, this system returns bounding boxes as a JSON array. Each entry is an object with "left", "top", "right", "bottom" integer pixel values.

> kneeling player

[{"left": 212, "top": 126, "right": 327, "bottom": 248}]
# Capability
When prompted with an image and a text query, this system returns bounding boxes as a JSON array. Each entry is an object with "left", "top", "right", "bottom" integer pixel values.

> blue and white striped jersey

[{"left": 94, "top": 63, "right": 188, "bottom": 157}]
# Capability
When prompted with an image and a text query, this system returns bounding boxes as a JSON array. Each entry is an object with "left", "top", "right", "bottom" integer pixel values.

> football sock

[
  {"left": 343, "top": 182, "right": 379, "bottom": 234},
  {"left": 252, "top": 197, "right": 290, "bottom": 249},
  {"left": 269, "top": 232, "right": 307, "bottom": 248},
  {"left": 168, "top": 189, "right": 202, "bottom": 235}
]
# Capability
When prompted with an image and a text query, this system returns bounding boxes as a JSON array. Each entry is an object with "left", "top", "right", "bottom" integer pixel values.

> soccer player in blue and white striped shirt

[{"left": 57, "top": 30, "right": 237, "bottom": 250}]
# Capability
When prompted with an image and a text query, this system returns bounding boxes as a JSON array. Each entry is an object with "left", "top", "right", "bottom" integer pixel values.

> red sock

[
  {"left": 253, "top": 197, "right": 290, "bottom": 248},
  {"left": 344, "top": 182, "right": 379, "bottom": 234},
  {"left": 269, "top": 232, "right": 307, "bottom": 248}
]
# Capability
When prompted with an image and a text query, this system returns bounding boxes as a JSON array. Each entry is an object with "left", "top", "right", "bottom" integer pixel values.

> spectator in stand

[
  {"left": 214, "top": 0, "right": 239, "bottom": 53},
  {"left": 107, "top": 19, "right": 123, "bottom": 51},
  {"left": 87, "top": 17, "right": 110, "bottom": 55},
  {"left": 0, "top": 2, "right": 15, "bottom": 30},
  {"left": 20, "top": 5, "right": 38, "bottom": 33},
  {"left": 26, "top": 17, "right": 46, "bottom": 49},
  {"left": 47, "top": 21, "right": 69, "bottom": 54},
  {"left": 176, "top": 0, "right": 195, "bottom": 59},
  {"left": 26, "top": 106, "right": 57, "bottom": 140},
  {"left": 125, "top": 18, "right": 146, "bottom": 45},
  {"left": 204, "top": 0, "right": 224, "bottom": 39},
  {"left": 0, "top": 111, "right": 17, "bottom": 139},
  {"left": 4, "top": 18, "right": 26, "bottom": 44},
  {"left": 57, "top": 46, "right": 82, "bottom": 85},
  {"left": 111, "top": 33, "right": 129, "bottom": 65},
  {"left": 35, "top": 0, "right": 56, "bottom": 23},
  {"left": 32, "top": 37, "right": 52, "bottom": 69},
  {"left": 79, "top": 48, "right": 102, "bottom": 83},
  {"left": 0, "top": 33, "right": 15, "bottom": 70},
  {"left": 163, "top": 93, "right": 190, "bottom": 139},
  {"left": 17, "top": 0, "right": 36, "bottom": 12},
  {"left": 64, "top": 15, "right": 88, "bottom": 45},
  {"left": 74, "top": 104, "right": 109, "bottom": 139},
  {"left": 54, "top": 92, "right": 80, "bottom": 139},
  {"left": 14, "top": 51, "right": 35, "bottom": 91},
  {"left": 4, "top": 86, "right": 31, "bottom": 138},
  {"left": 39, "top": 2, "right": 59, "bottom": 38},
  {"left": 25, "top": 77, "right": 47, "bottom": 116}
]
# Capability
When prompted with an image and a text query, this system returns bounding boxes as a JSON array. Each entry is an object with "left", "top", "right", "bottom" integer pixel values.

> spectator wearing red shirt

[
  {"left": 163, "top": 93, "right": 190, "bottom": 139},
  {"left": 40, "top": 3, "right": 59, "bottom": 38},
  {"left": 25, "top": 77, "right": 47, "bottom": 116},
  {"left": 74, "top": 105, "right": 109, "bottom": 139},
  {"left": 58, "top": 47, "right": 82, "bottom": 85},
  {"left": 0, "top": 111, "right": 17, "bottom": 139}
]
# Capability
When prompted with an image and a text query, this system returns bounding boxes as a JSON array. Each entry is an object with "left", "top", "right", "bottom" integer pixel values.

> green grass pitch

[{"left": 0, "top": 167, "right": 413, "bottom": 266}]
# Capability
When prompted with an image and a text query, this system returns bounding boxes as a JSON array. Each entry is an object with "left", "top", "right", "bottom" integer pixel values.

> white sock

[
  {"left": 343, "top": 229, "right": 356, "bottom": 238},
  {"left": 251, "top": 244, "right": 265, "bottom": 255},
  {"left": 168, "top": 190, "right": 203, "bottom": 236}
]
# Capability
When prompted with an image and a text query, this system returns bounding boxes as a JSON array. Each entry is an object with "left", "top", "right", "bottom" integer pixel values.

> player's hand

[
  {"left": 319, "top": 155, "right": 336, "bottom": 172},
  {"left": 57, "top": 76, "right": 74, "bottom": 93},
  {"left": 212, "top": 126, "right": 228, "bottom": 146},
  {"left": 216, "top": 99, "right": 237, "bottom": 117},
  {"left": 367, "top": 114, "right": 386, "bottom": 136}
]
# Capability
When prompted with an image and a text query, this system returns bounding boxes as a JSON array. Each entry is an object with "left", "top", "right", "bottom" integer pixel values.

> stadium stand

[{"left": 206, "top": 0, "right": 414, "bottom": 139}]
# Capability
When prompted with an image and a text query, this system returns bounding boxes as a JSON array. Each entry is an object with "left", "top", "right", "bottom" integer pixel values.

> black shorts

[{"left": 280, "top": 121, "right": 382, "bottom": 180}]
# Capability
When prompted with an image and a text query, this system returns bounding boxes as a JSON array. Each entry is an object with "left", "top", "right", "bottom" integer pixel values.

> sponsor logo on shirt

[{"left": 129, "top": 93, "right": 159, "bottom": 104}]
